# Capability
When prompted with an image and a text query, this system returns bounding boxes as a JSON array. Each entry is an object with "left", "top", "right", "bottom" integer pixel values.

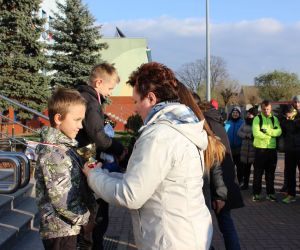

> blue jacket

[{"left": 225, "top": 118, "right": 244, "bottom": 151}]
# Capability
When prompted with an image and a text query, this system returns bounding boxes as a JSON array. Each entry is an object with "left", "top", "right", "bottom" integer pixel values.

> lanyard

[{"left": 96, "top": 91, "right": 102, "bottom": 106}]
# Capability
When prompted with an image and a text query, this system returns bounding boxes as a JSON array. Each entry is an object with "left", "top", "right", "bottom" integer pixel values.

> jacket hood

[
  {"left": 77, "top": 85, "right": 106, "bottom": 103},
  {"left": 77, "top": 84, "right": 97, "bottom": 97},
  {"left": 36, "top": 126, "right": 78, "bottom": 154},
  {"left": 204, "top": 108, "right": 224, "bottom": 125},
  {"left": 142, "top": 103, "right": 208, "bottom": 151}
]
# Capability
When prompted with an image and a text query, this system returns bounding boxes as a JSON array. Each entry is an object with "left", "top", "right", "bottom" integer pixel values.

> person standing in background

[
  {"left": 237, "top": 108, "right": 257, "bottom": 190},
  {"left": 252, "top": 100, "right": 282, "bottom": 202},
  {"left": 280, "top": 104, "right": 299, "bottom": 204},
  {"left": 225, "top": 107, "right": 244, "bottom": 186},
  {"left": 192, "top": 93, "right": 244, "bottom": 250},
  {"left": 291, "top": 95, "right": 300, "bottom": 193}
]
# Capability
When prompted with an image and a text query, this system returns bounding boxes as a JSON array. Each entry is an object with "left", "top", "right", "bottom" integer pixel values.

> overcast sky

[{"left": 82, "top": 0, "right": 300, "bottom": 84}]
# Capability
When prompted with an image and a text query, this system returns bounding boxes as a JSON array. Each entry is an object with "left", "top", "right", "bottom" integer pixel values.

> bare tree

[
  {"left": 248, "top": 95, "right": 260, "bottom": 107},
  {"left": 176, "top": 60, "right": 204, "bottom": 92},
  {"left": 176, "top": 55, "right": 229, "bottom": 92},
  {"left": 217, "top": 80, "right": 240, "bottom": 108},
  {"left": 210, "top": 55, "right": 229, "bottom": 90}
]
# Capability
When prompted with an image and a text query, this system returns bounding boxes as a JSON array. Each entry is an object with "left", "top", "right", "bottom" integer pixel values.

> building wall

[
  {"left": 40, "top": 0, "right": 64, "bottom": 42},
  {"left": 99, "top": 38, "right": 150, "bottom": 97},
  {"left": 98, "top": 37, "right": 150, "bottom": 130},
  {"left": 105, "top": 97, "right": 135, "bottom": 131},
  {"left": 40, "top": 0, "right": 62, "bottom": 18}
]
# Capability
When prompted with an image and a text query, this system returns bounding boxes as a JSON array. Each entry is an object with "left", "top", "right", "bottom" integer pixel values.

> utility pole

[{"left": 206, "top": 0, "right": 211, "bottom": 101}]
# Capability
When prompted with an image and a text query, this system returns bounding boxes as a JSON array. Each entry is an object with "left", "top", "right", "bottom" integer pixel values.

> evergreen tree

[
  {"left": 0, "top": 0, "right": 50, "bottom": 120},
  {"left": 48, "top": 0, "right": 107, "bottom": 88}
]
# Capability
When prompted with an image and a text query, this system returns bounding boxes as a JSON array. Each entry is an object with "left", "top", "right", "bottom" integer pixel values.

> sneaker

[
  {"left": 282, "top": 195, "right": 296, "bottom": 204},
  {"left": 266, "top": 194, "right": 277, "bottom": 202},
  {"left": 252, "top": 194, "right": 262, "bottom": 202}
]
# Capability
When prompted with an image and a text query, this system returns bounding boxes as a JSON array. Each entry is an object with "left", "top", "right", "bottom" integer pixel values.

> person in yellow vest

[{"left": 252, "top": 100, "right": 282, "bottom": 202}]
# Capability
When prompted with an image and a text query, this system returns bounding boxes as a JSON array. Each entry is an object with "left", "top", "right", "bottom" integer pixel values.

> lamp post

[{"left": 206, "top": 0, "right": 211, "bottom": 101}]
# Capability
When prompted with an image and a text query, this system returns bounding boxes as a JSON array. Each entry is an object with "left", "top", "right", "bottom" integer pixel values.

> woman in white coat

[{"left": 83, "top": 62, "right": 213, "bottom": 250}]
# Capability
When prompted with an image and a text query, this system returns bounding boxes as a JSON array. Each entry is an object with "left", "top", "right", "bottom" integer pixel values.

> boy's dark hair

[
  {"left": 89, "top": 63, "right": 119, "bottom": 85},
  {"left": 283, "top": 104, "right": 295, "bottom": 114},
  {"left": 261, "top": 100, "right": 271, "bottom": 107},
  {"left": 48, "top": 88, "right": 86, "bottom": 127}
]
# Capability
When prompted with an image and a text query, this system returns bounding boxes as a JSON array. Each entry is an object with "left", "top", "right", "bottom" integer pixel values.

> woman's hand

[{"left": 82, "top": 162, "right": 102, "bottom": 177}]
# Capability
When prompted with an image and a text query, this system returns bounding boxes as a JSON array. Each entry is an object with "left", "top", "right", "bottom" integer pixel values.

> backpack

[{"left": 257, "top": 114, "right": 284, "bottom": 152}]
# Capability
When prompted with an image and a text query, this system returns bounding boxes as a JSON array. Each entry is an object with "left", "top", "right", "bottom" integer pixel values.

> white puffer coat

[{"left": 87, "top": 103, "right": 212, "bottom": 250}]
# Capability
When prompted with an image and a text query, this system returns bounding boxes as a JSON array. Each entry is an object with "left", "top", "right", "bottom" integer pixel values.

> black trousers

[
  {"left": 253, "top": 148, "right": 277, "bottom": 195},
  {"left": 242, "top": 162, "right": 252, "bottom": 187},
  {"left": 232, "top": 153, "right": 243, "bottom": 185},
  {"left": 285, "top": 150, "right": 300, "bottom": 196},
  {"left": 92, "top": 198, "right": 109, "bottom": 250},
  {"left": 43, "top": 235, "right": 77, "bottom": 250},
  {"left": 282, "top": 154, "right": 289, "bottom": 190}
]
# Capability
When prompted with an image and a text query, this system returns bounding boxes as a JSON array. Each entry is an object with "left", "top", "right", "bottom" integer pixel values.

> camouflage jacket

[{"left": 35, "top": 126, "right": 96, "bottom": 239}]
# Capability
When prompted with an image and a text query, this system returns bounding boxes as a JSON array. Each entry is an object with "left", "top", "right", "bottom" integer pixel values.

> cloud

[{"left": 98, "top": 17, "right": 300, "bottom": 84}]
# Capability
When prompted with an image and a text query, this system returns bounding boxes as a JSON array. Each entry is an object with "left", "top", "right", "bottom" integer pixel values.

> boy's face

[
  {"left": 231, "top": 110, "right": 240, "bottom": 119},
  {"left": 95, "top": 74, "right": 118, "bottom": 98},
  {"left": 285, "top": 111, "right": 294, "bottom": 120},
  {"left": 55, "top": 104, "right": 86, "bottom": 139},
  {"left": 293, "top": 100, "right": 300, "bottom": 110}
]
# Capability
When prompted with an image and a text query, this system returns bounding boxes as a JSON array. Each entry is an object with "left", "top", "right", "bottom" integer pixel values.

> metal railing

[
  {"left": 0, "top": 94, "right": 49, "bottom": 149},
  {"left": 0, "top": 154, "right": 22, "bottom": 194},
  {"left": 0, "top": 94, "right": 47, "bottom": 193},
  {"left": 0, "top": 94, "right": 49, "bottom": 120}
]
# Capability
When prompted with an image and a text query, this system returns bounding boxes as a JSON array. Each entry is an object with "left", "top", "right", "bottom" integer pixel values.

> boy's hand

[{"left": 82, "top": 162, "right": 102, "bottom": 177}]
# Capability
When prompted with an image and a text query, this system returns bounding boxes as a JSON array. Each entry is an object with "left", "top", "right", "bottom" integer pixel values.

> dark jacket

[
  {"left": 204, "top": 108, "right": 244, "bottom": 210},
  {"left": 76, "top": 85, "right": 124, "bottom": 160},
  {"left": 280, "top": 114, "right": 300, "bottom": 151},
  {"left": 237, "top": 121, "right": 255, "bottom": 164}
]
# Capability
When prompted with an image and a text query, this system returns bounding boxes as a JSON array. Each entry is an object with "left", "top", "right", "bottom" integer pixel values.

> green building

[{"left": 99, "top": 35, "right": 151, "bottom": 96}]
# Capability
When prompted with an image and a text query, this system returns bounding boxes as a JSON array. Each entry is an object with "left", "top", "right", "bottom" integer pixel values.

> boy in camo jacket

[{"left": 35, "top": 88, "right": 96, "bottom": 250}]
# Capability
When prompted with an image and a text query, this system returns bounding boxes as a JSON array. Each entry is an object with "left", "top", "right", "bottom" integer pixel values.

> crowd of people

[
  {"left": 225, "top": 98, "right": 300, "bottom": 204},
  {"left": 34, "top": 61, "right": 299, "bottom": 250}
]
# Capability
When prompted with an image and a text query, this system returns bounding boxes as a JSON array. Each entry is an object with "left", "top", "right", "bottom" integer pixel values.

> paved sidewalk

[{"left": 104, "top": 154, "right": 300, "bottom": 249}]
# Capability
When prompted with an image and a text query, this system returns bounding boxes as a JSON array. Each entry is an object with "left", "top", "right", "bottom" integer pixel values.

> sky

[{"left": 82, "top": 0, "right": 300, "bottom": 84}]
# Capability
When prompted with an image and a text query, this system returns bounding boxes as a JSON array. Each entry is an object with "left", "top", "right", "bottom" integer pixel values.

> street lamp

[{"left": 206, "top": 0, "right": 211, "bottom": 101}]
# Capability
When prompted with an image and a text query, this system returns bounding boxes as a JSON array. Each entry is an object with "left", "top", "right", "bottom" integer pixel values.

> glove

[{"left": 260, "top": 128, "right": 267, "bottom": 133}]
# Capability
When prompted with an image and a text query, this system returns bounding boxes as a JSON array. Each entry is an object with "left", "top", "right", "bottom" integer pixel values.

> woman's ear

[{"left": 148, "top": 92, "right": 157, "bottom": 106}]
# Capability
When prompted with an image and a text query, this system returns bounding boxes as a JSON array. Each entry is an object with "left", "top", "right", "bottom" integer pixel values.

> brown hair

[
  {"left": 89, "top": 63, "right": 120, "bottom": 85},
  {"left": 127, "top": 62, "right": 178, "bottom": 102},
  {"left": 48, "top": 88, "right": 86, "bottom": 127},
  {"left": 177, "top": 82, "right": 225, "bottom": 170},
  {"left": 261, "top": 99, "right": 271, "bottom": 107}
]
